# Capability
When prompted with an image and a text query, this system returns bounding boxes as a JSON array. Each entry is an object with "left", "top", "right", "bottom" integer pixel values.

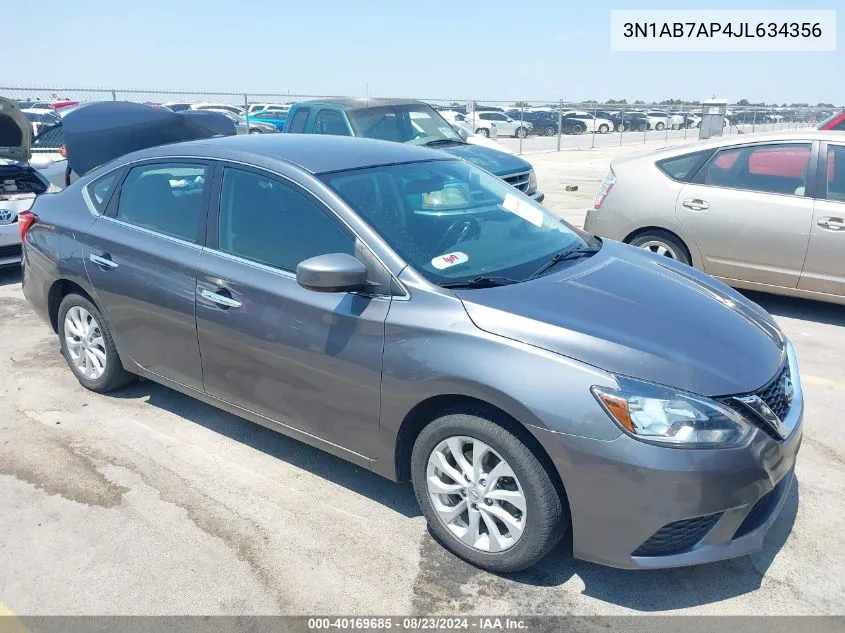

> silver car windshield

[{"left": 322, "top": 160, "right": 587, "bottom": 284}]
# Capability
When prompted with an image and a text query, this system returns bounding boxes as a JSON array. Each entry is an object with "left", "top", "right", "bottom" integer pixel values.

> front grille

[
  {"left": 722, "top": 363, "right": 792, "bottom": 440},
  {"left": 0, "top": 244, "right": 22, "bottom": 259},
  {"left": 733, "top": 470, "right": 792, "bottom": 538},
  {"left": 632, "top": 512, "right": 723, "bottom": 557},
  {"left": 502, "top": 171, "right": 530, "bottom": 192}
]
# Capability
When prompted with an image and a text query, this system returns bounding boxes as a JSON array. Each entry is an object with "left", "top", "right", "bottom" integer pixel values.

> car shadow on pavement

[
  {"left": 0, "top": 267, "right": 22, "bottom": 287},
  {"left": 742, "top": 290, "right": 845, "bottom": 328},
  {"left": 111, "top": 380, "right": 422, "bottom": 518},
  {"left": 506, "top": 476, "right": 800, "bottom": 611}
]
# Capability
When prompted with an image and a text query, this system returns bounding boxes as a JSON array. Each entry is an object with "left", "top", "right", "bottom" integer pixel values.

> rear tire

[
  {"left": 476, "top": 128, "right": 490, "bottom": 138},
  {"left": 58, "top": 294, "right": 135, "bottom": 393},
  {"left": 655, "top": 122, "right": 665, "bottom": 131},
  {"left": 629, "top": 231, "right": 691, "bottom": 265},
  {"left": 598, "top": 123, "right": 609, "bottom": 134},
  {"left": 515, "top": 127, "right": 528, "bottom": 139},
  {"left": 411, "top": 410, "right": 566, "bottom": 573},
  {"left": 545, "top": 125, "right": 557, "bottom": 136}
]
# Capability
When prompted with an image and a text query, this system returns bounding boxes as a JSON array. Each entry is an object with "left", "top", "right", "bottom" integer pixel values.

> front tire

[
  {"left": 598, "top": 123, "right": 609, "bottom": 134},
  {"left": 545, "top": 125, "right": 557, "bottom": 136},
  {"left": 411, "top": 410, "right": 566, "bottom": 573},
  {"left": 249, "top": 128, "right": 262, "bottom": 134},
  {"left": 655, "top": 121, "right": 665, "bottom": 131},
  {"left": 58, "top": 294, "right": 134, "bottom": 393},
  {"left": 515, "top": 127, "right": 528, "bottom": 139}
]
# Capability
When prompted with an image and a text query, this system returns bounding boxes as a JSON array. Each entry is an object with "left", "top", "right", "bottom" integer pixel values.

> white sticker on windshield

[
  {"left": 502, "top": 192, "right": 543, "bottom": 227},
  {"left": 431, "top": 251, "right": 469, "bottom": 270}
]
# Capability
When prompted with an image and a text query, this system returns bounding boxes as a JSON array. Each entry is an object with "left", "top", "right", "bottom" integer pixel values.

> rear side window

[
  {"left": 116, "top": 163, "right": 209, "bottom": 242},
  {"left": 700, "top": 143, "right": 811, "bottom": 196},
  {"left": 313, "top": 109, "right": 350, "bottom": 136},
  {"left": 826, "top": 145, "right": 845, "bottom": 203},
  {"left": 86, "top": 171, "right": 120, "bottom": 213},
  {"left": 287, "top": 108, "right": 310, "bottom": 133},
  {"left": 655, "top": 150, "right": 713, "bottom": 181}
]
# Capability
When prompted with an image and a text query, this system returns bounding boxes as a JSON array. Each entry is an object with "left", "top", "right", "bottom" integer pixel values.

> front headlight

[
  {"left": 591, "top": 377, "right": 754, "bottom": 448},
  {"left": 526, "top": 169, "right": 538, "bottom": 194}
]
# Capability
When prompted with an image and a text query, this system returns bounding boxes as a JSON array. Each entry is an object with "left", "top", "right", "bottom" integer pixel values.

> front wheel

[
  {"left": 411, "top": 411, "right": 566, "bottom": 572},
  {"left": 515, "top": 127, "right": 528, "bottom": 139},
  {"left": 655, "top": 122, "right": 665, "bottom": 131},
  {"left": 545, "top": 125, "right": 557, "bottom": 136},
  {"left": 475, "top": 128, "right": 490, "bottom": 138},
  {"left": 598, "top": 123, "right": 609, "bottom": 134},
  {"left": 58, "top": 294, "right": 135, "bottom": 393}
]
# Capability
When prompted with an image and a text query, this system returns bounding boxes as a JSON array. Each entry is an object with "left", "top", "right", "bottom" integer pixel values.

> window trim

[
  {"left": 207, "top": 161, "right": 404, "bottom": 298},
  {"left": 108, "top": 158, "right": 216, "bottom": 245},
  {"left": 689, "top": 140, "right": 819, "bottom": 198}
]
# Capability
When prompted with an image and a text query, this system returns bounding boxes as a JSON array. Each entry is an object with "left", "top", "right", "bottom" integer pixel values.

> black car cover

[{"left": 62, "top": 101, "right": 235, "bottom": 176}]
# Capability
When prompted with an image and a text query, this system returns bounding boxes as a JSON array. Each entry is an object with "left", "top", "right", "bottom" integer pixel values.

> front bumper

[{"left": 532, "top": 374, "right": 803, "bottom": 569}]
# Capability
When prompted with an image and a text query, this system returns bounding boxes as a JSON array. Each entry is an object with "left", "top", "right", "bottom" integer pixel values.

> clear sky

[{"left": 8, "top": 0, "right": 843, "bottom": 104}]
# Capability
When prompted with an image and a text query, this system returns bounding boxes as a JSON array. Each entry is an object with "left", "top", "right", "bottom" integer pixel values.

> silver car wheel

[
  {"left": 640, "top": 240, "right": 679, "bottom": 259},
  {"left": 64, "top": 306, "right": 107, "bottom": 380},
  {"left": 426, "top": 435, "right": 527, "bottom": 553}
]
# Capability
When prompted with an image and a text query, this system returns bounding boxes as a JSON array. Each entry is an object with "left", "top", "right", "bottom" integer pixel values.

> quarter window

[
  {"left": 87, "top": 171, "right": 120, "bottom": 213},
  {"left": 116, "top": 163, "right": 209, "bottom": 242},
  {"left": 217, "top": 168, "right": 354, "bottom": 271},
  {"left": 701, "top": 144, "right": 811, "bottom": 196},
  {"left": 313, "top": 109, "right": 350, "bottom": 136},
  {"left": 287, "top": 108, "right": 310, "bottom": 133},
  {"left": 656, "top": 150, "right": 713, "bottom": 182}
]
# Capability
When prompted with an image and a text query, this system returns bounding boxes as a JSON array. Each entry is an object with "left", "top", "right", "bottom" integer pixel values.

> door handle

[
  {"left": 89, "top": 253, "right": 119, "bottom": 270},
  {"left": 682, "top": 198, "right": 710, "bottom": 211},
  {"left": 817, "top": 217, "right": 845, "bottom": 231},
  {"left": 199, "top": 288, "right": 242, "bottom": 308}
]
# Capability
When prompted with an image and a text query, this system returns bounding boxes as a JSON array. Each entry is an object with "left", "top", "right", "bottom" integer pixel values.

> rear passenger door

[
  {"left": 194, "top": 165, "right": 390, "bottom": 458},
  {"left": 83, "top": 160, "right": 212, "bottom": 391},
  {"left": 798, "top": 142, "right": 845, "bottom": 297},
  {"left": 675, "top": 141, "right": 816, "bottom": 288}
]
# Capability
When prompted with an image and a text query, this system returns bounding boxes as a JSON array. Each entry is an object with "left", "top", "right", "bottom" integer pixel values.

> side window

[
  {"left": 313, "top": 110, "right": 350, "bottom": 136},
  {"left": 218, "top": 168, "right": 354, "bottom": 271},
  {"left": 478, "top": 113, "right": 492, "bottom": 120},
  {"left": 287, "top": 108, "right": 310, "bottom": 133},
  {"left": 116, "top": 163, "right": 209, "bottom": 242},
  {"left": 827, "top": 145, "right": 845, "bottom": 203},
  {"left": 701, "top": 144, "right": 811, "bottom": 196},
  {"left": 86, "top": 171, "right": 120, "bottom": 213},
  {"left": 656, "top": 150, "right": 713, "bottom": 182}
]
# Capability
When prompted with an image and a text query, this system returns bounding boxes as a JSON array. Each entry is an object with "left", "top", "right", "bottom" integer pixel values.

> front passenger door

[{"left": 194, "top": 166, "right": 390, "bottom": 457}]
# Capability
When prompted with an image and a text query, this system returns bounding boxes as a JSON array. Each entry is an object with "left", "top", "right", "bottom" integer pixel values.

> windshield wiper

[
  {"left": 424, "top": 138, "right": 464, "bottom": 146},
  {"left": 527, "top": 243, "right": 601, "bottom": 280},
  {"left": 439, "top": 276, "right": 520, "bottom": 289}
]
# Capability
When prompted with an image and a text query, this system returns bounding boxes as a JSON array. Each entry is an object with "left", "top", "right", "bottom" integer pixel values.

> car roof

[
  {"left": 295, "top": 97, "right": 425, "bottom": 111},
  {"left": 612, "top": 130, "right": 841, "bottom": 165},
  {"left": 118, "top": 133, "right": 454, "bottom": 175}
]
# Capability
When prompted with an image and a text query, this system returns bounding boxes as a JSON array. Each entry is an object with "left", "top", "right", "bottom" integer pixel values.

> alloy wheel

[
  {"left": 426, "top": 436, "right": 527, "bottom": 553},
  {"left": 639, "top": 240, "right": 679, "bottom": 259},
  {"left": 64, "top": 306, "right": 107, "bottom": 380}
]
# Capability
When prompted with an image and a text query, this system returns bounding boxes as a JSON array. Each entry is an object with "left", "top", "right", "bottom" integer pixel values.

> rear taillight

[
  {"left": 18, "top": 210, "right": 37, "bottom": 241},
  {"left": 594, "top": 170, "right": 617, "bottom": 209}
]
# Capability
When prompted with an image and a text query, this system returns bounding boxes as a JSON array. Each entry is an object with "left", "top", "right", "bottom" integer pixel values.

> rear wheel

[
  {"left": 411, "top": 411, "right": 566, "bottom": 572},
  {"left": 515, "top": 127, "right": 528, "bottom": 139},
  {"left": 629, "top": 231, "right": 691, "bottom": 265},
  {"left": 58, "top": 294, "right": 134, "bottom": 393},
  {"left": 598, "top": 123, "right": 610, "bottom": 134},
  {"left": 475, "top": 128, "right": 489, "bottom": 138},
  {"left": 249, "top": 128, "right": 262, "bottom": 134},
  {"left": 545, "top": 125, "right": 557, "bottom": 136},
  {"left": 655, "top": 122, "right": 665, "bottom": 131}
]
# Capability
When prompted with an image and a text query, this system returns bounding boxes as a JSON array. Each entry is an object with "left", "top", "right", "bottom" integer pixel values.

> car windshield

[
  {"left": 347, "top": 104, "right": 463, "bottom": 145},
  {"left": 321, "top": 160, "right": 589, "bottom": 285}
]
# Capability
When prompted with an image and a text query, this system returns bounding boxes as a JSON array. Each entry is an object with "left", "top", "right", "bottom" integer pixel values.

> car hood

[
  {"left": 440, "top": 142, "right": 532, "bottom": 176},
  {"left": 0, "top": 97, "right": 31, "bottom": 162},
  {"left": 455, "top": 240, "right": 785, "bottom": 396}
]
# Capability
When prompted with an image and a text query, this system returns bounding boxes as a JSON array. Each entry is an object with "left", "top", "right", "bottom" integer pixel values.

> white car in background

[
  {"left": 428, "top": 111, "right": 515, "bottom": 154},
  {"left": 563, "top": 111, "right": 614, "bottom": 134},
  {"left": 470, "top": 111, "right": 532, "bottom": 138},
  {"left": 190, "top": 102, "right": 246, "bottom": 117},
  {"left": 247, "top": 103, "right": 290, "bottom": 115}
]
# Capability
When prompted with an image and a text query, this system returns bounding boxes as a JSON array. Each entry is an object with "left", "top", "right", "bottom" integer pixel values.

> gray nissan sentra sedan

[{"left": 21, "top": 133, "right": 803, "bottom": 572}]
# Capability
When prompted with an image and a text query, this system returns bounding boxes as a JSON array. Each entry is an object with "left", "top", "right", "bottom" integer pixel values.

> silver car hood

[
  {"left": 0, "top": 97, "right": 31, "bottom": 162},
  {"left": 456, "top": 240, "right": 786, "bottom": 397}
]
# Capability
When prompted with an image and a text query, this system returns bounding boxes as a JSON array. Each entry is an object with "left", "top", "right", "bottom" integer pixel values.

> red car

[
  {"left": 51, "top": 100, "right": 79, "bottom": 109},
  {"left": 818, "top": 110, "right": 845, "bottom": 131}
]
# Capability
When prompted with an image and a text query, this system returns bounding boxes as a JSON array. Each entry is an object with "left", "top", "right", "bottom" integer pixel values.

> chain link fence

[{"left": 3, "top": 86, "right": 828, "bottom": 156}]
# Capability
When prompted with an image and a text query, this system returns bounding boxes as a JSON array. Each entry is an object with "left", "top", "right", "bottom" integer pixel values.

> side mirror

[{"left": 296, "top": 253, "right": 367, "bottom": 293}]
